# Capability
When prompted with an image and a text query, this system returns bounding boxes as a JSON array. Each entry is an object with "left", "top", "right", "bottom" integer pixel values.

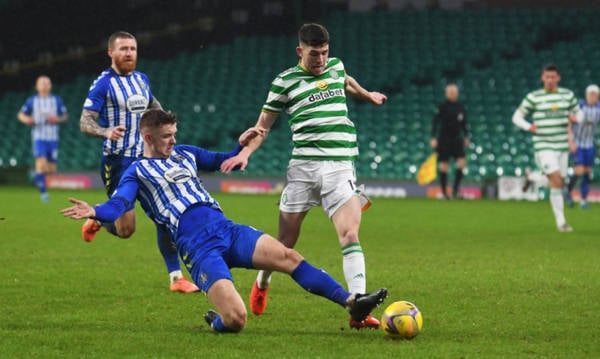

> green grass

[{"left": 1, "top": 186, "right": 599, "bottom": 358}]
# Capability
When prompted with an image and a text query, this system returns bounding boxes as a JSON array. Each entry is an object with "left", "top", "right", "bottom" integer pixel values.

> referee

[{"left": 430, "top": 84, "right": 469, "bottom": 199}]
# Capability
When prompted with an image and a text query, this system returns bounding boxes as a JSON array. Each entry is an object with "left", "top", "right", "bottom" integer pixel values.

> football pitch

[{"left": 1, "top": 186, "right": 598, "bottom": 358}]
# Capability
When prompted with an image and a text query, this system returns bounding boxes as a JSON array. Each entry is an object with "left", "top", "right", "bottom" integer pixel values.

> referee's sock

[
  {"left": 440, "top": 172, "right": 448, "bottom": 197},
  {"left": 453, "top": 170, "right": 464, "bottom": 196}
]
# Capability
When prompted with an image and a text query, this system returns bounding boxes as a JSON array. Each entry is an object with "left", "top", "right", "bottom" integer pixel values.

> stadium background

[{"left": 1, "top": 0, "right": 599, "bottom": 193}]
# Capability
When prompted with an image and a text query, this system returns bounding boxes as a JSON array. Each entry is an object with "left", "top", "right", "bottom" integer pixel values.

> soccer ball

[{"left": 381, "top": 301, "right": 423, "bottom": 339}]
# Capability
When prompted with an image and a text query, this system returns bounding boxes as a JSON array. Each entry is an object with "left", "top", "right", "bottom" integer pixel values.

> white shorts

[
  {"left": 534, "top": 150, "right": 568, "bottom": 178},
  {"left": 279, "top": 160, "right": 357, "bottom": 218}
]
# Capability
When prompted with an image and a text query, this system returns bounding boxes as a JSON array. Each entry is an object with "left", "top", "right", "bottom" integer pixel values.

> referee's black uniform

[
  {"left": 431, "top": 100, "right": 468, "bottom": 161},
  {"left": 431, "top": 98, "right": 469, "bottom": 198}
]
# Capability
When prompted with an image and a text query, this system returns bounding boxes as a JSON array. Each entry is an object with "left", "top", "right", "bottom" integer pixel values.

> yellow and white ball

[{"left": 381, "top": 301, "right": 423, "bottom": 339}]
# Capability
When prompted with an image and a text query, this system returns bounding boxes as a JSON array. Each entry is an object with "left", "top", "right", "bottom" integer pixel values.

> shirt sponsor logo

[
  {"left": 308, "top": 88, "right": 344, "bottom": 103},
  {"left": 164, "top": 166, "right": 192, "bottom": 183},
  {"left": 126, "top": 94, "right": 149, "bottom": 113}
]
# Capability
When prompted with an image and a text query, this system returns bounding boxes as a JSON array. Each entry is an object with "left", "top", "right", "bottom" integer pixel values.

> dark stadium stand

[{"left": 2, "top": 8, "right": 600, "bottom": 182}]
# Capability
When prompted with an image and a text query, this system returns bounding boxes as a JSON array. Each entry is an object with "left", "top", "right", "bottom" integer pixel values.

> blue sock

[
  {"left": 291, "top": 260, "right": 350, "bottom": 307},
  {"left": 156, "top": 225, "right": 180, "bottom": 273},
  {"left": 211, "top": 314, "right": 234, "bottom": 333},
  {"left": 102, "top": 221, "right": 118, "bottom": 236},
  {"left": 581, "top": 174, "right": 590, "bottom": 200},
  {"left": 34, "top": 173, "right": 47, "bottom": 195}
]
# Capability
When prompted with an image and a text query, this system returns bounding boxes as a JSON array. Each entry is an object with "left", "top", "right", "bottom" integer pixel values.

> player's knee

[
  {"left": 223, "top": 307, "right": 247, "bottom": 332},
  {"left": 116, "top": 223, "right": 136, "bottom": 238},
  {"left": 284, "top": 247, "right": 304, "bottom": 266},
  {"left": 339, "top": 229, "right": 359, "bottom": 246}
]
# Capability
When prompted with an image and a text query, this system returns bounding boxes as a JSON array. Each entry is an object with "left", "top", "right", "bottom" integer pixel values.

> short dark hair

[
  {"left": 108, "top": 31, "right": 136, "bottom": 49},
  {"left": 543, "top": 63, "right": 560, "bottom": 75},
  {"left": 140, "top": 109, "right": 177, "bottom": 131},
  {"left": 298, "top": 23, "right": 330, "bottom": 47}
]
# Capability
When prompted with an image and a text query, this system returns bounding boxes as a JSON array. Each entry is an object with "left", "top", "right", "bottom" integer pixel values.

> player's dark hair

[
  {"left": 108, "top": 31, "right": 136, "bottom": 49},
  {"left": 298, "top": 23, "right": 329, "bottom": 46},
  {"left": 140, "top": 109, "right": 177, "bottom": 131},
  {"left": 543, "top": 63, "right": 560, "bottom": 75}
]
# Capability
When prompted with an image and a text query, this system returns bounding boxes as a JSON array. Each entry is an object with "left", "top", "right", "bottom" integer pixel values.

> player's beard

[{"left": 114, "top": 57, "right": 137, "bottom": 75}]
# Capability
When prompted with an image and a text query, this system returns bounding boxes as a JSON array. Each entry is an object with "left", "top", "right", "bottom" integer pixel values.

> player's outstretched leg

[
  {"left": 252, "top": 234, "right": 387, "bottom": 324},
  {"left": 290, "top": 260, "right": 387, "bottom": 322},
  {"left": 250, "top": 211, "right": 305, "bottom": 315}
]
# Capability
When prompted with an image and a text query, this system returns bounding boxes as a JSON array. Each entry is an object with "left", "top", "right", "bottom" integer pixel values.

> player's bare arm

[
  {"left": 568, "top": 112, "right": 578, "bottom": 124},
  {"left": 568, "top": 122, "right": 577, "bottom": 153},
  {"left": 575, "top": 110, "right": 585, "bottom": 124},
  {"left": 220, "top": 111, "right": 276, "bottom": 173},
  {"left": 344, "top": 75, "right": 387, "bottom": 105},
  {"left": 238, "top": 126, "right": 268, "bottom": 146},
  {"left": 148, "top": 98, "right": 163, "bottom": 110},
  {"left": 17, "top": 112, "right": 34, "bottom": 126},
  {"left": 47, "top": 114, "right": 68, "bottom": 124},
  {"left": 80, "top": 109, "right": 126, "bottom": 140}
]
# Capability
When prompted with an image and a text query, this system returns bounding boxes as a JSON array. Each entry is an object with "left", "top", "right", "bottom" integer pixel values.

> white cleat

[{"left": 558, "top": 224, "right": 573, "bottom": 233}]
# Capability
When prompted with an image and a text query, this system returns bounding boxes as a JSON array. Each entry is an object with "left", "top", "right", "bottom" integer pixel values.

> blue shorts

[
  {"left": 175, "top": 205, "right": 263, "bottom": 293},
  {"left": 33, "top": 140, "right": 58, "bottom": 163},
  {"left": 572, "top": 147, "right": 595, "bottom": 167},
  {"left": 100, "top": 155, "right": 138, "bottom": 210}
]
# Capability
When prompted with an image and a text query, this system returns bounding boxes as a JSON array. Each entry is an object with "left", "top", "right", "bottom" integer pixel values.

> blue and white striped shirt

[
  {"left": 572, "top": 100, "right": 600, "bottom": 148},
  {"left": 94, "top": 144, "right": 241, "bottom": 235},
  {"left": 20, "top": 95, "right": 67, "bottom": 141},
  {"left": 83, "top": 68, "right": 154, "bottom": 157}
]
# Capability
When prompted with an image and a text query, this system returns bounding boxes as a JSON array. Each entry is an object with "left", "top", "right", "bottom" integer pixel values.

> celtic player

[
  {"left": 221, "top": 23, "right": 387, "bottom": 329},
  {"left": 512, "top": 64, "right": 579, "bottom": 232}
]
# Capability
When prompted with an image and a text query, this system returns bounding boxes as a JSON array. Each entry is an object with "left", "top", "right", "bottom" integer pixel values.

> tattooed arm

[
  {"left": 80, "top": 109, "right": 125, "bottom": 141},
  {"left": 148, "top": 98, "right": 163, "bottom": 110}
]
